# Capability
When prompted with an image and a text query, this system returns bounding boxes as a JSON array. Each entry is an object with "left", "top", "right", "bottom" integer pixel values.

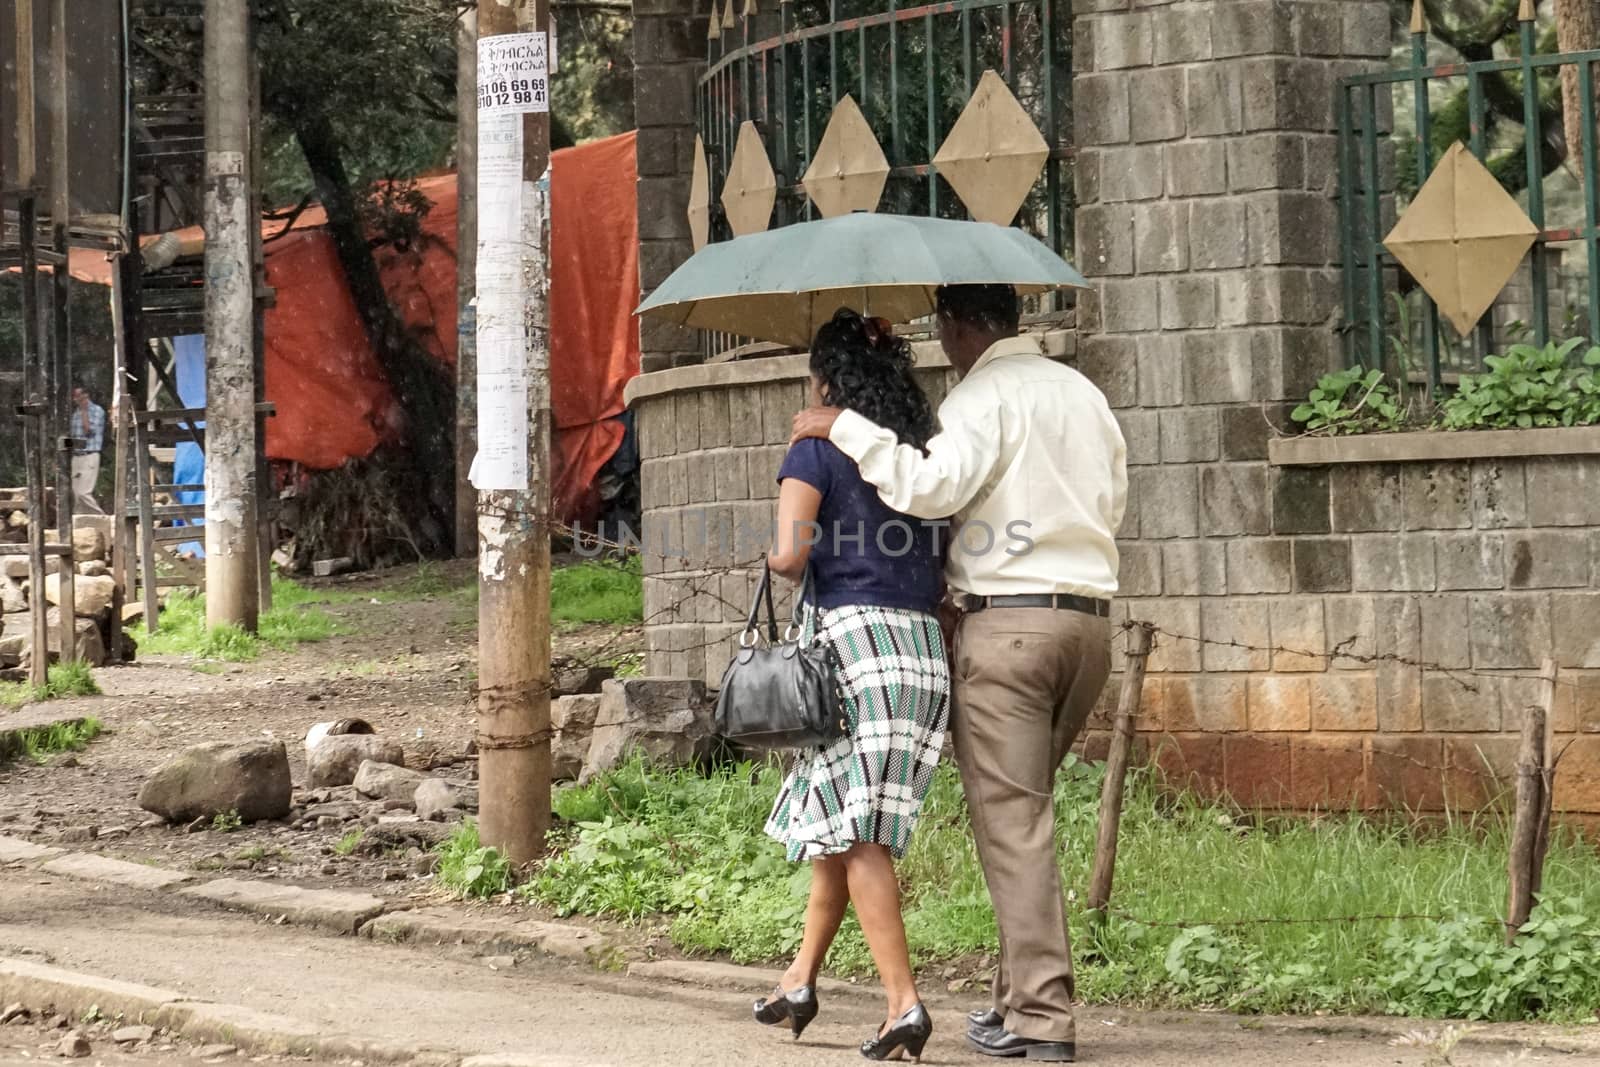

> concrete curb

[
  {"left": 179, "top": 877, "right": 387, "bottom": 935},
  {"left": 0, "top": 957, "right": 458, "bottom": 1067},
  {"left": 364, "top": 906, "right": 625, "bottom": 968}
]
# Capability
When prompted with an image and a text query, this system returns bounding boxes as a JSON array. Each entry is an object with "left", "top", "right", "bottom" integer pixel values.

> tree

[{"left": 1555, "top": 0, "right": 1599, "bottom": 177}]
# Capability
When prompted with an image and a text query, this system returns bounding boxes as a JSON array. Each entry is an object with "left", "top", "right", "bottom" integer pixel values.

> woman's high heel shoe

[
  {"left": 861, "top": 1003, "right": 933, "bottom": 1062},
  {"left": 753, "top": 985, "right": 820, "bottom": 1040}
]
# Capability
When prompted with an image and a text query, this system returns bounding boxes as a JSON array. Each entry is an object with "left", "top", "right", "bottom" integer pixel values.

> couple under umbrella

[{"left": 639, "top": 214, "right": 1126, "bottom": 1063}]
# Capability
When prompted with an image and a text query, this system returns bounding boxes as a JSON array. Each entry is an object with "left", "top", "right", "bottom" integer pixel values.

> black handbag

[{"left": 714, "top": 562, "right": 847, "bottom": 750}]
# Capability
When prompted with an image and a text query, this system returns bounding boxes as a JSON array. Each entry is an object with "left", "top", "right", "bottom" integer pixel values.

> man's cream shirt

[{"left": 829, "top": 334, "right": 1128, "bottom": 598}]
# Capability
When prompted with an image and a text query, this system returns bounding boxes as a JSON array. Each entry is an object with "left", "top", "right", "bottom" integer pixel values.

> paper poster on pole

[{"left": 477, "top": 32, "right": 549, "bottom": 116}]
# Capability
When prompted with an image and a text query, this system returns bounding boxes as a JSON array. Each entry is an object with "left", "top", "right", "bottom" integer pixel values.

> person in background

[
  {"left": 69, "top": 384, "right": 107, "bottom": 516},
  {"left": 791, "top": 284, "right": 1128, "bottom": 1063},
  {"left": 755, "top": 308, "right": 949, "bottom": 1062}
]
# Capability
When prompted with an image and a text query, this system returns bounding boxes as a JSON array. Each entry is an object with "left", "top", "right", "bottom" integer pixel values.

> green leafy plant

[
  {"left": 436, "top": 821, "right": 514, "bottom": 899},
  {"left": 333, "top": 830, "right": 364, "bottom": 856},
  {"left": 1439, "top": 339, "right": 1600, "bottom": 430},
  {"left": 211, "top": 810, "right": 244, "bottom": 834},
  {"left": 1291, "top": 366, "right": 1406, "bottom": 436}
]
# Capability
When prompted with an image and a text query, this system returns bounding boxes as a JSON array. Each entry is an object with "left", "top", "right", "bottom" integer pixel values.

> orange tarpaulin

[{"left": 60, "top": 131, "right": 641, "bottom": 523}]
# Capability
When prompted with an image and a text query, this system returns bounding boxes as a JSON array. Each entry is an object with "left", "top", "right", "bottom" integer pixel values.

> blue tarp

[{"left": 171, "top": 335, "right": 206, "bottom": 557}]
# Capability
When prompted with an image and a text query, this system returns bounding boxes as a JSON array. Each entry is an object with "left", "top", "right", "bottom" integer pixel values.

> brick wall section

[
  {"left": 633, "top": 0, "right": 707, "bottom": 374},
  {"left": 1084, "top": 454, "right": 1600, "bottom": 814}
]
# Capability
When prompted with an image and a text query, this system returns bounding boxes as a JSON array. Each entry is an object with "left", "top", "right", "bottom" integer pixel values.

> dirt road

[
  {"left": 0, "top": 561, "right": 639, "bottom": 887},
  {"left": 0, "top": 872, "right": 1580, "bottom": 1067}
]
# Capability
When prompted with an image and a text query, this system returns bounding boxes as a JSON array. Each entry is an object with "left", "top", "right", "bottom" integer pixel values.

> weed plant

[{"left": 494, "top": 756, "right": 1600, "bottom": 1022}]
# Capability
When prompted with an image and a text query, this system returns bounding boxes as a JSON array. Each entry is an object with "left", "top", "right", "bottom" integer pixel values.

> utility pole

[
  {"left": 455, "top": 5, "right": 479, "bottom": 558},
  {"left": 48, "top": 0, "right": 75, "bottom": 662},
  {"left": 14, "top": 0, "right": 49, "bottom": 687},
  {"left": 474, "top": 0, "right": 553, "bottom": 864},
  {"left": 202, "top": 0, "right": 260, "bottom": 631}
]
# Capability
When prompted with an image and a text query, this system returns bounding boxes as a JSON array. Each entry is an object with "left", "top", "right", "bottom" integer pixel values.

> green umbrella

[{"left": 635, "top": 213, "right": 1089, "bottom": 350}]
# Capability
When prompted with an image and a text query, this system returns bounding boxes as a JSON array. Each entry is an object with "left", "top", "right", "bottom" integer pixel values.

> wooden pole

[
  {"left": 455, "top": 5, "right": 480, "bottom": 558},
  {"left": 1087, "top": 623, "right": 1155, "bottom": 920},
  {"left": 15, "top": 0, "right": 48, "bottom": 688},
  {"left": 475, "top": 0, "right": 553, "bottom": 864},
  {"left": 1506, "top": 696, "right": 1548, "bottom": 943},
  {"left": 1530, "top": 658, "right": 1559, "bottom": 901},
  {"left": 48, "top": 0, "right": 75, "bottom": 663},
  {"left": 201, "top": 0, "right": 260, "bottom": 631}
]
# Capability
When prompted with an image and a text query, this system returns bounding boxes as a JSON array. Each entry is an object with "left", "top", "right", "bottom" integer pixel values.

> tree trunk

[
  {"left": 288, "top": 105, "right": 456, "bottom": 551},
  {"left": 1557, "top": 0, "right": 1600, "bottom": 177}
]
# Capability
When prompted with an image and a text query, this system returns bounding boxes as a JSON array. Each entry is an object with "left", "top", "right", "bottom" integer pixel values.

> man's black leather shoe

[
  {"left": 967, "top": 1009, "right": 1004, "bottom": 1030},
  {"left": 967, "top": 1026, "right": 1075, "bottom": 1061}
]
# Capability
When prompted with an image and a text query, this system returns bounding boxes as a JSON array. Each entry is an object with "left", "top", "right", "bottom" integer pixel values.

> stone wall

[
  {"left": 632, "top": 0, "right": 707, "bottom": 373},
  {"left": 1092, "top": 441, "right": 1600, "bottom": 814}
]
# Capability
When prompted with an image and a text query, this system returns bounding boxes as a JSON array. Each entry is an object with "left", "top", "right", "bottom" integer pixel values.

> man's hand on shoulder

[{"left": 791, "top": 406, "right": 843, "bottom": 444}]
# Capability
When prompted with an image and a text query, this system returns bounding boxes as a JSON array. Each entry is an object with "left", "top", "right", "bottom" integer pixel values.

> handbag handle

[
  {"left": 742, "top": 561, "right": 780, "bottom": 645},
  {"left": 790, "top": 563, "right": 816, "bottom": 634}
]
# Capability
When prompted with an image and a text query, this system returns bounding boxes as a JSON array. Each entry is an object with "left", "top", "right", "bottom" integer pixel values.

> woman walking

[{"left": 754, "top": 309, "right": 950, "bottom": 1062}]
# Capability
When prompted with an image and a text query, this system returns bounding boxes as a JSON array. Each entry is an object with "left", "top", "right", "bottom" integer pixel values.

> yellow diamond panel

[
  {"left": 721, "top": 121, "right": 777, "bottom": 238},
  {"left": 933, "top": 69, "right": 1050, "bottom": 226},
  {"left": 1384, "top": 142, "right": 1539, "bottom": 337},
  {"left": 688, "top": 135, "right": 711, "bottom": 251},
  {"left": 802, "top": 95, "right": 890, "bottom": 219}
]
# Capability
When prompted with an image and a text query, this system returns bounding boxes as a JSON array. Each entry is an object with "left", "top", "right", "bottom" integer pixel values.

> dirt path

[
  {"left": 0, "top": 561, "right": 641, "bottom": 888},
  {"left": 2, "top": 873, "right": 1574, "bottom": 1067}
]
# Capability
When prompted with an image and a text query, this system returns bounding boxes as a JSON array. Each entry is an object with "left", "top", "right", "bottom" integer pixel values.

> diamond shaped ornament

[
  {"left": 802, "top": 95, "right": 890, "bottom": 218},
  {"left": 933, "top": 70, "right": 1050, "bottom": 226},
  {"left": 688, "top": 136, "right": 711, "bottom": 251},
  {"left": 1384, "top": 142, "right": 1540, "bottom": 337},
  {"left": 721, "top": 122, "right": 777, "bottom": 237}
]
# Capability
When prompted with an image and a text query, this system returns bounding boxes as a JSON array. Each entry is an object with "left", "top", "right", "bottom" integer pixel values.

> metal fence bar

[
  {"left": 1410, "top": 23, "right": 1442, "bottom": 393},
  {"left": 1339, "top": 46, "right": 1600, "bottom": 87},
  {"left": 1336, "top": 85, "right": 1359, "bottom": 370},
  {"left": 1581, "top": 58, "right": 1600, "bottom": 344},
  {"left": 888, "top": 0, "right": 901, "bottom": 166},
  {"left": 1468, "top": 67, "right": 1495, "bottom": 363},
  {"left": 1520, "top": 16, "right": 1550, "bottom": 348},
  {"left": 925, "top": 11, "right": 938, "bottom": 213},
  {"left": 1362, "top": 83, "right": 1384, "bottom": 372}
]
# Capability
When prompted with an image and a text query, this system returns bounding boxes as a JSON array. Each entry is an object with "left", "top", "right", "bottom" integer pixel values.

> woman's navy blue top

[{"left": 777, "top": 438, "right": 943, "bottom": 614}]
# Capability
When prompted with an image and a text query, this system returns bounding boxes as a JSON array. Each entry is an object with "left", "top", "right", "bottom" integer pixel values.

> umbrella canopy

[{"left": 635, "top": 213, "right": 1089, "bottom": 349}]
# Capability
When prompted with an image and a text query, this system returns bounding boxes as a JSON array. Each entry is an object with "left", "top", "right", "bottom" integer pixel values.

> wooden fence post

[
  {"left": 1087, "top": 622, "right": 1155, "bottom": 924},
  {"left": 1505, "top": 659, "right": 1558, "bottom": 943}
]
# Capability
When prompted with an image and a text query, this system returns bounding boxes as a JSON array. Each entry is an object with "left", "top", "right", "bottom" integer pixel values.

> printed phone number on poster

[{"left": 478, "top": 77, "right": 548, "bottom": 113}]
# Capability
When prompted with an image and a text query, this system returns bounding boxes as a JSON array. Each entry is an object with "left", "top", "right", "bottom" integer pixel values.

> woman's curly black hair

[{"left": 810, "top": 309, "right": 937, "bottom": 452}]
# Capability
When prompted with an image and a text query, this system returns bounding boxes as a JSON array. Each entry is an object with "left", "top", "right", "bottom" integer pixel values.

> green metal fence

[
  {"left": 697, "top": 0, "right": 1072, "bottom": 253},
  {"left": 1337, "top": 11, "right": 1600, "bottom": 390}
]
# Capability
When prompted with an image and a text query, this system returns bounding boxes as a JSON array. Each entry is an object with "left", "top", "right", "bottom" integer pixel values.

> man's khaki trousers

[{"left": 951, "top": 606, "right": 1112, "bottom": 1043}]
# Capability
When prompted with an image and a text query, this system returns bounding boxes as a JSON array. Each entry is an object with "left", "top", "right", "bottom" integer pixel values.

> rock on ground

[
  {"left": 552, "top": 694, "right": 601, "bottom": 782},
  {"left": 43, "top": 572, "right": 116, "bottom": 620},
  {"left": 111, "top": 1025, "right": 155, "bottom": 1044},
  {"left": 581, "top": 678, "right": 713, "bottom": 784},
  {"left": 55, "top": 1028, "right": 91, "bottom": 1058},
  {"left": 137, "top": 739, "right": 293, "bottom": 824},
  {"left": 352, "top": 759, "right": 427, "bottom": 802},
  {"left": 552, "top": 657, "right": 614, "bottom": 697},
  {"left": 305, "top": 734, "right": 406, "bottom": 788},
  {"left": 414, "top": 778, "right": 478, "bottom": 822}
]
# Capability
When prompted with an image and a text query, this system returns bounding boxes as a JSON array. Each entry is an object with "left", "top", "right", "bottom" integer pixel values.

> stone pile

[{"left": 0, "top": 510, "right": 129, "bottom": 671}]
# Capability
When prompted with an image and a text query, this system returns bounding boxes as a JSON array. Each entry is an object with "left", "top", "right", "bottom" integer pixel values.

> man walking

[
  {"left": 791, "top": 284, "right": 1126, "bottom": 1062},
  {"left": 69, "top": 384, "right": 107, "bottom": 515}
]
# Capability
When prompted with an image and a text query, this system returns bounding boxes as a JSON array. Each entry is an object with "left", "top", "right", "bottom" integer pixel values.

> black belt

[{"left": 962, "top": 593, "right": 1111, "bottom": 617}]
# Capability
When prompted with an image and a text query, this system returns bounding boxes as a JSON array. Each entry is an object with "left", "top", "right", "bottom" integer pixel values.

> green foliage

[
  {"left": 1439, "top": 339, "right": 1600, "bottom": 430},
  {"left": 1290, "top": 366, "right": 1406, "bottom": 435},
  {"left": 131, "top": 576, "right": 343, "bottom": 661},
  {"left": 333, "top": 830, "right": 364, "bottom": 856},
  {"left": 551, "top": 557, "right": 643, "bottom": 628},
  {"left": 0, "top": 716, "right": 104, "bottom": 764},
  {"left": 0, "top": 663, "right": 102, "bottom": 710},
  {"left": 436, "top": 821, "right": 515, "bottom": 899},
  {"left": 524, "top": 757, "right": 1600, "bottom": 1020},
  {"left": 1378, "top": 897, "right": 1600, "bottom": 1022},
  {"left": 211, "top": 810, "right": 244, "bottom": 834}
]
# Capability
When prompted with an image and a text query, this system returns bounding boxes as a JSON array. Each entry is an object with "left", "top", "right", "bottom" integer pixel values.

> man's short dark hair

[{"left": 935, "top": 284, "right": 1020, "bottom": 334}]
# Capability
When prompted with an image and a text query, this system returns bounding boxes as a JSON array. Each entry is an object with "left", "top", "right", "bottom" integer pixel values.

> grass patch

[
  {"left": 131, "top": 575, "right": 342, "bottom": 661},
  {"left": 435, "top": 821, "right": 515, "bottom": 898},
  {"left": 0, "top": 662, "right": 103, "bottom": 710},
  {"left": 551, "top": 557, "right": 642, "bottom": 629},
  {"left": 0, "top": 715, "right": 103, "bottom": 764},
  {"left": 211, "top": 810, "right": 243, "bottom": 834},
  {"left": 523, "top": 757, "right": 1600, "bottom": 1023},
  {"left": 333, "top": 830, "right": 364, "bottom": 856}
]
